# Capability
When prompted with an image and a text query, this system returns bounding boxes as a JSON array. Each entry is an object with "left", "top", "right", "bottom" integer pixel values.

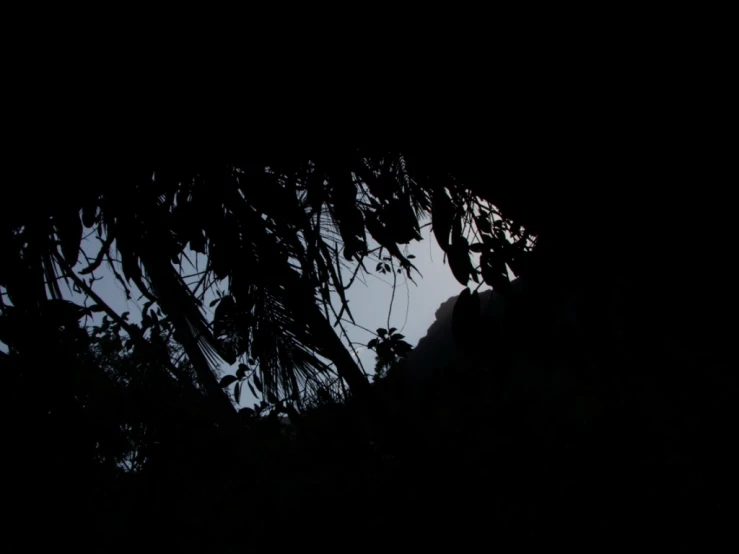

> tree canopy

[
  {"left": 1, "top": 155, "right": 540, "bottom": 417},
  {"left": 2, "top": 150, "right": 735, "bottom": 550}
]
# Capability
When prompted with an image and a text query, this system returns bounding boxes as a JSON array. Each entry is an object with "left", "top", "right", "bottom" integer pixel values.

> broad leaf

[
  {"left": 55, "top": 211, "right": 83, "bottom": 267},
  {"left": 236, "top": 363, "right": 247, "bottom": 379},
  {"left": 253, "top": 374, "right": 263, "bottom": 392},
  {"left": 431, "top": 186, "right": 455, "bottom": 252}
]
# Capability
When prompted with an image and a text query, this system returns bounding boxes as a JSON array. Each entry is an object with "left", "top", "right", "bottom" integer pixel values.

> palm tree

[{"left": 1, "top": 153, "right": 533, "bottom": 430}]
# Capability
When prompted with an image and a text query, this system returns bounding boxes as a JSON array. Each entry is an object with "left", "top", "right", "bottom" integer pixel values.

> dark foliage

[{"left": 1, "top": 149, "right": 736, "bottom": 549}]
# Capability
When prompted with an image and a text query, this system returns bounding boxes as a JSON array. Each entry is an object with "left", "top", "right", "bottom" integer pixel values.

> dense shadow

[{"left": 1, "top": 153, "right": 736, "bottom": 550}]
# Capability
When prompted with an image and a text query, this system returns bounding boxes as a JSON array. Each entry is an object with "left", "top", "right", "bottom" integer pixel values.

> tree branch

[{"left": 78, "top": 231, "right": 115, "bottom": 275}]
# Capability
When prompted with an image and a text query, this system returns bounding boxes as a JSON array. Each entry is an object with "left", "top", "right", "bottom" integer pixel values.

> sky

[
  {"left": 30, "top": 222, "right": 477, "bottom": 410},
  {"left": 338, "top": 225, "right": 476, "bottom": 373}
]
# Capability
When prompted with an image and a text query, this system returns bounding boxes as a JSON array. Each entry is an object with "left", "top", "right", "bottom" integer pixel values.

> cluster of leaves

[
  {"left": 0, "top": 295, "right": 212, "bottom": 481},
  {"left": 376, "top": 255, "right": 414, "bottom": 276},
  {"left": 432, "top": 184, "right": 535, "bottom": 293},
  {"left": 2, "top": 150, "right": 735, "bottom": 548},
  {"left": 218, "top": 358, "right": 302, "bottom": 424},
  {"left": 367, "top": 327, "right": 413, "bottom": 380},
  {"left": 0, "top": 155, "right": 538, "bottom": 436}
]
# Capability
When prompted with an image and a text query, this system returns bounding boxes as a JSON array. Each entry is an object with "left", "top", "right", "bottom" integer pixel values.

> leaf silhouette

[
  {"left": 236, "top": 363, "right": 247, "bottom": 379},
  {"left": 432, "top": 186, "right": 455, "bottom": 252},
  {"left": 481, "top": 252, "right": 511, "bottom": 294},
  {"left": 449, "top": 241, "right": 473, "bottom": 286},
  {"left": 475, "top": 215, "right": 492, "bottom": 235},
  {"left": 54, "top": 211, "right": 83, "bottom": 267}
]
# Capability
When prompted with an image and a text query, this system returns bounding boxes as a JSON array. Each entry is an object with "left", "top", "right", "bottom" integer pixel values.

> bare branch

[
  {"left": 78, "top": 231, "right": 115, "bottom": 275},
  {"left": 387, "top": 257, "right": 397, "bottom": 330}
]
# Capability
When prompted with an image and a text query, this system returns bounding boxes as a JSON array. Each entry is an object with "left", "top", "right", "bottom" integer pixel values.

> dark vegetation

[{"left": 1, "top": 152, "right": 735, "bottom": 549}]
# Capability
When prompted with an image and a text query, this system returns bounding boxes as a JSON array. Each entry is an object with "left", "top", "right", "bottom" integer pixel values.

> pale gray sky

[{"left": 338, "top": 225, "right": 478, "bottom": 374}]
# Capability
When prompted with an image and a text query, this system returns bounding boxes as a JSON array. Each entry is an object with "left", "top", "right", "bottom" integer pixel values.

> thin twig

[
  {"left": 387, "top": 257, "right": 397, "bottom": 330},
  {"left": 339, "top": 319, "right": 378, "bottom": 337},
  {"left": 191, "top": 263, "right": 212, "bottom": 300},
  {"left": 104, "top": 252, "right": 133, "bottom": 300},
  {"left": 400, "top": 273, "right": 411, "bottom": 334},
  {"left": 78, "top": 231, "right": 115, "bottom": 275},
  {"left": 53, "top": 251, "right": 196, "bottom": 389},
  {"left": 325, "top": 291, "right": 369, "bottom": 377},
  {"left": 54, "top": 252, "right": 142, "bottom": 340}
]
